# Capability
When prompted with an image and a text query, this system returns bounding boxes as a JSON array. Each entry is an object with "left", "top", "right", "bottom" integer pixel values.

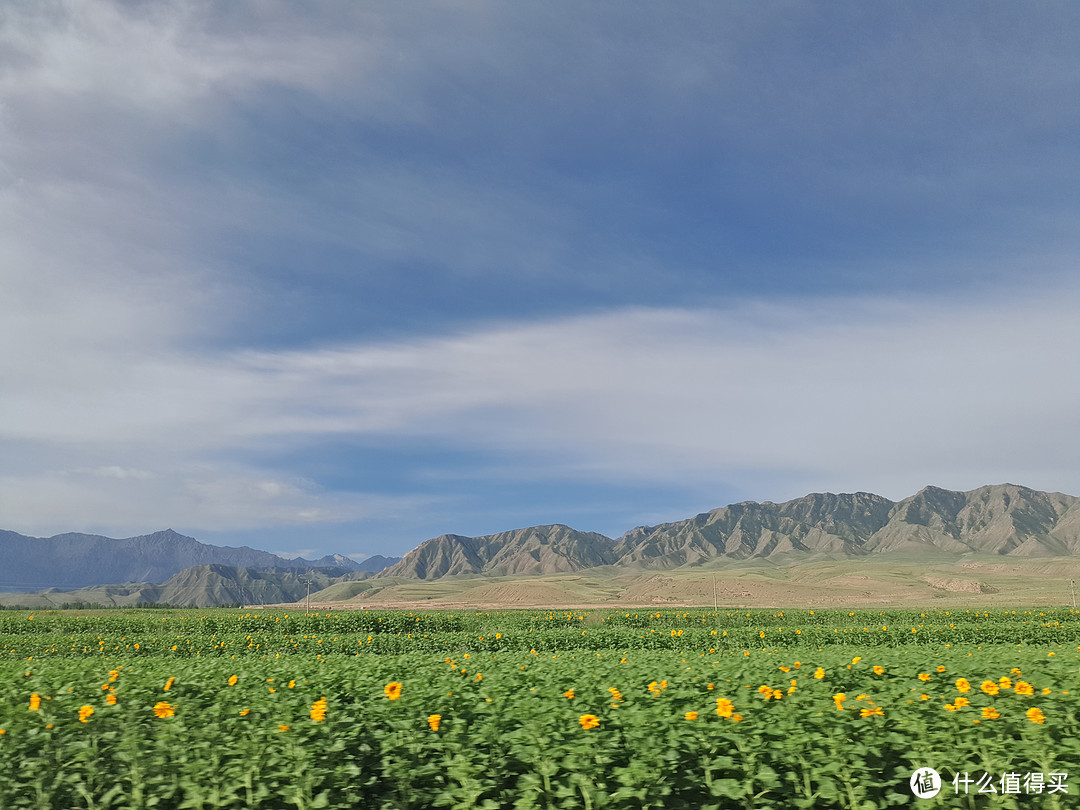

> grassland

[
  {"left": 300, "top": 556, "right": 1080, "bottom": 611},
  {"left": 2, "top": 605, "right": 1080, "bottom": 808}
]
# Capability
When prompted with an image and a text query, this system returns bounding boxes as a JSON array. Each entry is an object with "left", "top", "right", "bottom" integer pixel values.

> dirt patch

[
  {"left": 439, "top": 581, "right": 592, "bottom": 605},
  {"left": 923, "top": 576, "right": 997, "bottom": 594},
  {"left": 957, "top": 560, "right": 1080, "bottom": 577}
]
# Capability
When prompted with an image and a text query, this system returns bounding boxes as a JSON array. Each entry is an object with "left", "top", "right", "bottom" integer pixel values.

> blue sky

[{"left": 2, "top": 2, "right": 1079, "bottom": 560}]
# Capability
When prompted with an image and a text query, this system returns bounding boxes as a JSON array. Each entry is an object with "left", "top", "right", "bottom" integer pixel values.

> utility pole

[
  {"left": 305, "top": 579, "right": 311, "bottom": 615},
  {"left": 1071, "top": 580, "right": 1076, "bottom": 611},
  {"left": 712, "top": 577, "right": 718, "bottom": 613}
]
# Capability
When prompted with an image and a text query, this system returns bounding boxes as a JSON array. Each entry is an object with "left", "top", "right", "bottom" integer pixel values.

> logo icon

[{"left": 910, "top": 767, "right": 941, "bottom": 799}]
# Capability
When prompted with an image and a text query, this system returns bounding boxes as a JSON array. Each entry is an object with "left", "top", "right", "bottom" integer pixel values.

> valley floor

[{"left": 274, "top": 556, "right": 1080, "bottom": 612}]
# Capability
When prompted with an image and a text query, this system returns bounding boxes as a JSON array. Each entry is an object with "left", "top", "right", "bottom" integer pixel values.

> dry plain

[{"left": 284, "top": 555, "right": 1080, "bottom": 611}]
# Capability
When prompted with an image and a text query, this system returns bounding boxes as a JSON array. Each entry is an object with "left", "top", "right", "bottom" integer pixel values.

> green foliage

[{"left": 1, "top": 607, "right": 1079, "bottom": 807}]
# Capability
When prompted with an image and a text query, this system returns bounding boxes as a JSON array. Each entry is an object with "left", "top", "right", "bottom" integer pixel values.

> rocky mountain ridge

[
  {"left": 0, "top": 565, "right": 372, "bottom": 609},
  {"left": 0, "top": 528, "right": 399, "bottom": 591},
  {"left": 5, "top": 484, "right": 1079, "bottom": 598},
  {"left": 377, "top": 524, "right": 616, "bottom": 579},
  {"left": 378, "top": 484, "right": 1080, "bottom": 580}
]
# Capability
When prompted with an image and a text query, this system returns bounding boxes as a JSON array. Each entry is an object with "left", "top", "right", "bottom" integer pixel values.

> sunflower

[
  {"left": 384, "top": 682, "right": 403, "bottom": 701},
  {"left": 78, "top": 705, "right": 94, "bottom": 723},
  {"left": 980, "top": 680, "right": 999, "bottom": 696},
  {"left": 955, "top": 678, "right": 971, "bottom": 693},
  {"left": 1026, "top": 707, "right": 1046, "bottom": 724},
  {"left": 684, "top": 711, "right": 699, "bottom": 721},
  {"left": 28, "top": 694, "right": 41, "bottom": 711},
  {"left": 153, "top": 702, "right": 174, "bottom": 719},
  {"left": 228, "top": 675, "right": 238, "bottom": 686},
  {"left": 981, "top": 707, "right": 1000, "bottom": 719},
  {"left": 310, "top": 697, "right": 328, "bottom": 722},
  {"left": 578, "top": 714, "right": 600, "bottom": 729},
  {"left": 716, "top": 698, "right": 735, "bottom": 718}
]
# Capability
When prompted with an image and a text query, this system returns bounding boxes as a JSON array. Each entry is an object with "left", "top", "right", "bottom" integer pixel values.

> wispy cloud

[
  {"left": 0, "top": 462, "right": 439, "bottom": 537},
  {"left": 228, "top": 289, "right": 1080, "bottom": 498},
  {"left": 2, "top": 3, "right": 1079, "bottom": 550},
  {"left": 3, "top": 285, "right": 1078, "bottom": 536}
]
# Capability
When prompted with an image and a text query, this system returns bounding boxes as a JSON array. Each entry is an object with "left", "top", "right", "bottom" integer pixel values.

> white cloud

[
  {"left": 89, "top": 466, "right": 154, "bottom": 480},
  {"left": 220, "top": 288, "right": 1080, "bottom": 497},
  {"left": 3, "top": 287, "right": 1079, "bottom": 535},
  {"left": 0, "top": 2, "right": 370, "bottom": 116},
  {"left": 0, "top": 463, "right": 436, "bottom": 537}
]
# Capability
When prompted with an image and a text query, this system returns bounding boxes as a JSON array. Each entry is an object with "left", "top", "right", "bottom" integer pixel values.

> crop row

[
  {"left": 4, "top": 607, "right": 1076, "bottom": 634},
  {"left": 3, "top": 607, "right": 1079, "bottom": 659},
  {"left": 3, "top": 639, "right": 1079, "bottom": 809}
]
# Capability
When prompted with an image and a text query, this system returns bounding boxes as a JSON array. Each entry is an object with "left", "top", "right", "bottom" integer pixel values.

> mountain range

[
  {"left": 378, "top": 484, "right": 1080, "bottom": 579},
  {"left": 0, "top": 527, "right": 399, "bottom": 592},
  {"left": 0, "top": 565, "right": 366, "bottom": 609},
  {"left": 3, "top": 484, "right": 1079, "bottom": 605}
]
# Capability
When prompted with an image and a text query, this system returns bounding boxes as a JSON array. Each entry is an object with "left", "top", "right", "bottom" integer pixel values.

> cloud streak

[
  {"left": 3, "top": 285, "right": 1078, "bottom": 536},
  {"left": 0, "top": 462, "right": 441, "bottom": 537}
]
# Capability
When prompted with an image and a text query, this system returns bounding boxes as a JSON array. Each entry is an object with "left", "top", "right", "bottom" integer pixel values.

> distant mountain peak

[
  {"left": 378, "top": 524, "right": 615, "bottom": 580},
  {"left": 0, "top": 528, "right": 385, "bottom": 592},
  {"left": 380, "top": 484, "right": 1080, "bottom": 581},
  {"left": 4, "top": 484, "right": 1079, "bottom": 595}
]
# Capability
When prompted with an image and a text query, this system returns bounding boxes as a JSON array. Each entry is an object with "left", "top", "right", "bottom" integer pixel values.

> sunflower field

[{"left": 2, "top": 607, "right": 1079, "bottom": 808}]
